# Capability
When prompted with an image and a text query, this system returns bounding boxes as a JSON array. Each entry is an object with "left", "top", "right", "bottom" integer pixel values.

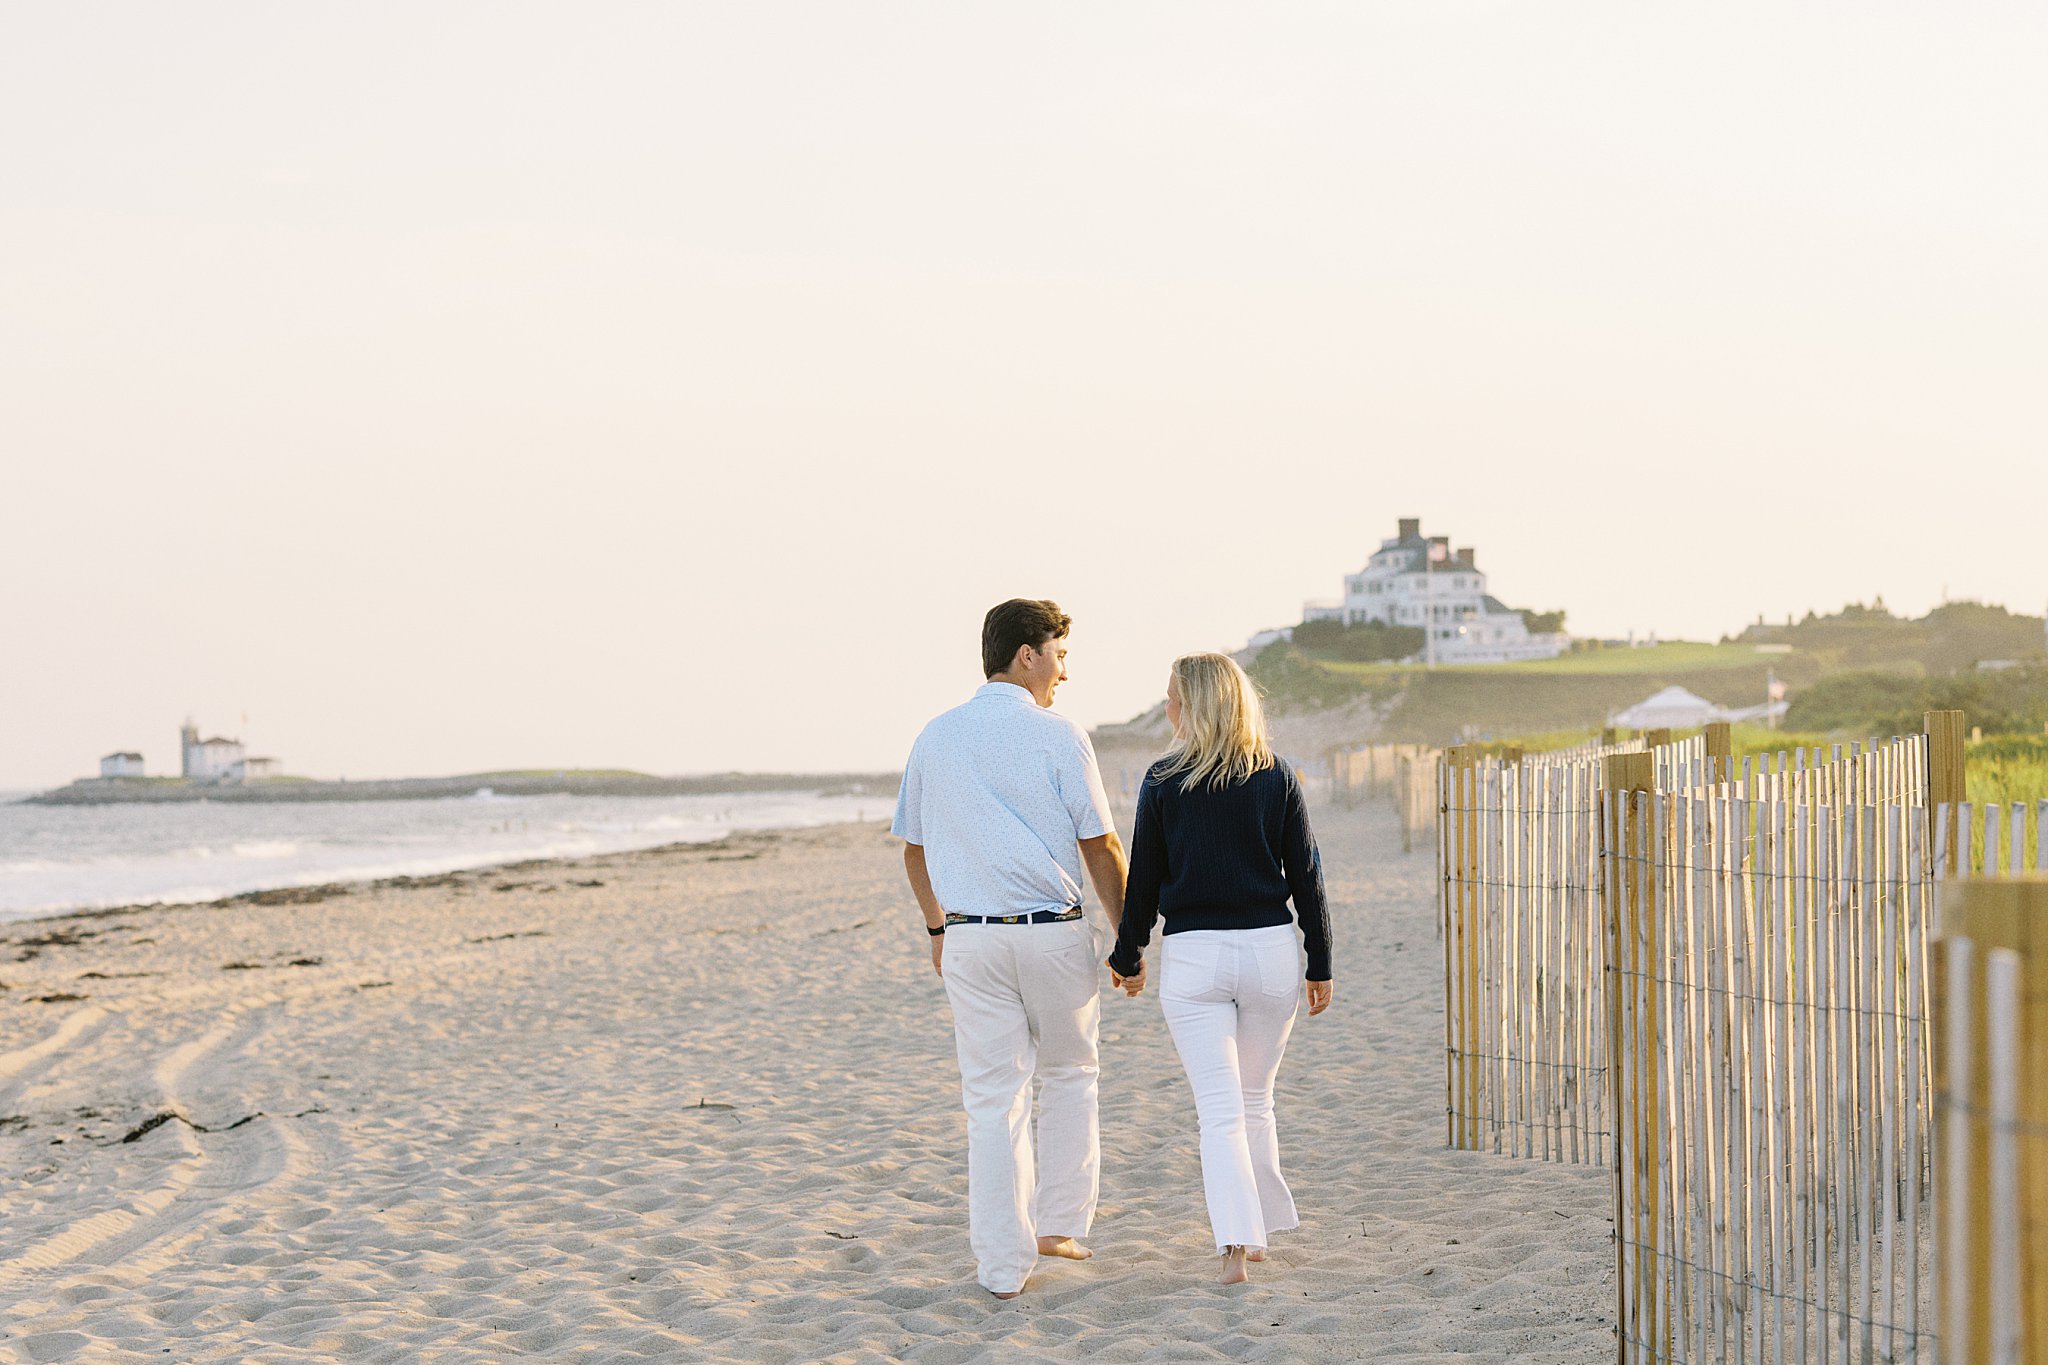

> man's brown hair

[{"left": 982, "top": 599, "right": 1071, "bottom": 678}]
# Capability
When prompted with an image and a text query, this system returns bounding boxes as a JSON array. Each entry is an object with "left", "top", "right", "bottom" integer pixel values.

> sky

[{"left": 2, "top": 3, "right": 2043, "bottom": 787}]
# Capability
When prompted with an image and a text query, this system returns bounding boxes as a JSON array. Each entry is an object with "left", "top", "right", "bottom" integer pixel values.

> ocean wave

[
  {"left": 0, "top": 792, "right": 881, "bottom": 922},
  {"left": 229, "top": 840, "right": 304, "bottom": 859}
]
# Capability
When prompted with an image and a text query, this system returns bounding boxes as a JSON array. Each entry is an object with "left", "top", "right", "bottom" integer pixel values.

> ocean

[{"left": 0, "top": 787, "right": 892, "bottom": 923}]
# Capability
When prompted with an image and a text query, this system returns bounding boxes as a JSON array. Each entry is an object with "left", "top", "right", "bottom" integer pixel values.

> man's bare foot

[
  {"left": 1037, "top": 1236, "right": 1092, "bottom": 1261},
  {"left": 1245, "top": 1248, "right": 1267, "bottom": 1262},
  {"left": 1220, "top": 1245, "right": 1250, "bottom": 1285}
]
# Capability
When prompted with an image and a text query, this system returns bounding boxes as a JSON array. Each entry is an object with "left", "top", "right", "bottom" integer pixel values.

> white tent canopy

[{"left": 1610, "top": 686, "right": 1728, "bottom": 730}]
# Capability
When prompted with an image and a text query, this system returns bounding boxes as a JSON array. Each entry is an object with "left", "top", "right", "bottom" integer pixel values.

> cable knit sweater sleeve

[
  {"left": 1107, "top": 777, "right": 1164, "bottom": 977},
  {"left": 1281, "top": 767, "right": 1333, "bottom": 981}
]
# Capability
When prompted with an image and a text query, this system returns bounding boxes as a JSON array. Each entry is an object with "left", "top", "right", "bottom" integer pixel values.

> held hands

[
  {"left": 1306, "top": 978, "right": 1333, "bottom": 1016},
  {"left": 1108, "top": 956, "right": 1147, "bottom": 997}
]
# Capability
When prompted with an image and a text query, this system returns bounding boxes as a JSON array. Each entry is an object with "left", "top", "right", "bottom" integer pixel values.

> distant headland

[{"left": 22, "top": 771, "right": 900, "bottom": 807}]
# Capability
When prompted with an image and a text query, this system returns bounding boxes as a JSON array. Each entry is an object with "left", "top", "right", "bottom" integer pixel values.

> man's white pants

[
  {"left": 941, "top": 918, "right": 1101, "bottom": 1294},
  {"left": 1160, "top": 925, "right": 1302, "bottom": 1253}
]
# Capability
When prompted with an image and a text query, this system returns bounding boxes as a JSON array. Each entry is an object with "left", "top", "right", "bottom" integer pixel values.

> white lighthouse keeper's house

[{"left": 181, "top": 720, "right": 246, "bottom": 782}]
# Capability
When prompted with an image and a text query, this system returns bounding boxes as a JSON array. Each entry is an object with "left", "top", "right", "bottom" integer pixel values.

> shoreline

[
  {"left": 1, "top": 820, "right": 883, "bottom": 933},
  {"left": 19, "top": 771, "right": 901, "bottom": 807}
]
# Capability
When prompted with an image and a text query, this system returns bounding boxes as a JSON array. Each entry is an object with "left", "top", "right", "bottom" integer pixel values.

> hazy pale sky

[{"left": 3, "top": 3, "right": 2042, "bottom": 787}]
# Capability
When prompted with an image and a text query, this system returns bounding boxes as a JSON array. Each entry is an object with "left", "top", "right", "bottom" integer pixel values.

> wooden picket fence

[
  {"left": 1438, "top": 714, "right": 1996, "bottom": 1362},
  {"left": 1330, "top": 742, "right": 1435, "bottom": 800},
  {"left": 1329, "top": 742, "right": 1441, "bottom": 852},
  {"left": 1439, "top": 745, "right": 1617, "bottom": 1160},
  {"left": 1605, "top": 777, "right": 1939, "bottom": 1362}
]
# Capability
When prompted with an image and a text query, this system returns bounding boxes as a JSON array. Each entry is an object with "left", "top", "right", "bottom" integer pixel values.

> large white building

[
  {"left": 181, "top": 722, "right": 244, "bottom": 781},
  {"left": 1303, "top": 517, "right": 1570, "bottom": 664},
  {"left": 179, "top": 720, "right": 280, "bottom": 783},
  {"left": 100, "top": 752, "right": 145, "bottom": 778}
]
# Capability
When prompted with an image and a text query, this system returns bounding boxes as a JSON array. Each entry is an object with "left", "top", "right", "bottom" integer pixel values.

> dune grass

[
  {"left": 1484, "top": 724, "right": 1871, "bottom": 762},
  {"left": 1966, "top": 736, "right": 2048, "bottom": 807},
  {"left": 1483, "top": 642, "right": 1778, "bottom": 675},
  {"left": 1315, "top": 641, "right": 1775, "bottom": 678},
  {"left": 1481, "top": 725, "right": 2048, "bottom": 809}
]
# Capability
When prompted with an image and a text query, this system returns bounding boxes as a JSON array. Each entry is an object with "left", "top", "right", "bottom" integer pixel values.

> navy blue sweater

[{"left": 1107, "top": 758, "right": 1332, "bottom": 982}]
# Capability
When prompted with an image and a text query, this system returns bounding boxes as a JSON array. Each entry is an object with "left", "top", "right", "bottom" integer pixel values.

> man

[{"left": 892, "top": 598, "right": 1136, "bottom": 1299}]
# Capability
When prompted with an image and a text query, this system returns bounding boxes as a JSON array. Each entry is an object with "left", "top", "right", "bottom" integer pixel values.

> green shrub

[
  {"left": 1291, "top": 618, "right": 1427, "bottom": 663},
  {"left": 1922, "top": 602, "right": 2048, "bottom": 673},
  {"left": 1738, "top": 599, "right": 2044, "bottom": 673},
  {"left": 1245, "top": 643, "right": 1374, "bottom": 714},
  {"left": 1783, "top": 670, "right": 1927, "bottom": 734},
  {"left": 1785, "top": 663, "right": 2048, "bottom": 738}
]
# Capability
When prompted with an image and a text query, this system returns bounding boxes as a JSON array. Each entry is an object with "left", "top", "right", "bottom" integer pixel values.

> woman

[{"left": 1106, "top": 652, "right": 1333, "bottom": 1286}]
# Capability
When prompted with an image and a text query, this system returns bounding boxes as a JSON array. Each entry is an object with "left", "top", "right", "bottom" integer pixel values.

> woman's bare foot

[
  {"left": 1037, "top": 1236, "right": 1092, "bottom": 1261},
  {"left": 1245, "top": 1248, "right": 1267, "bottom": 1262},
  {"left": 1220, "top": 1245, "right": 1250, "bottom": 1285}
]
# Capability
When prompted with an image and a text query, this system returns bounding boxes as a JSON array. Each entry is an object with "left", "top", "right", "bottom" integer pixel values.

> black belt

[{"left": 944, "top": 907, "right": 1084, "bottom": 926}]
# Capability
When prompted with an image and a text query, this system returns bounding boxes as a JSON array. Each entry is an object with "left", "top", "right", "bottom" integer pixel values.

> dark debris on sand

[
  {"left": 116, "top": 1105, "right": 328, "bottom": 1145},
  {"left": 233, "top": 884, "right": 350, "bottom": 908},
  {"left": 9, "top": 926, "right": 104, "bottom": 962}
]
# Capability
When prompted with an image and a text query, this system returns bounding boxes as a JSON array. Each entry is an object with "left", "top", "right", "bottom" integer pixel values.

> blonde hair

[{"left": 1160, "top": 652, "right": 1275, "bottom": 793}]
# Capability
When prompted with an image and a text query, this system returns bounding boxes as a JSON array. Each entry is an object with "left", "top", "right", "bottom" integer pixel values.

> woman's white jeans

[
  {"left": 1160, "top": 925, "right": 1302, "bottom": 1253},
  {"left": 940, "top": 918, "right": 1102, "bottom": 1294}
]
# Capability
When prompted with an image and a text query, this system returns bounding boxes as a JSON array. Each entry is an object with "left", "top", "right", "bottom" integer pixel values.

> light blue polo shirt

[{"left": 891, "top": 681, "right": 1116, "bottom": 918}]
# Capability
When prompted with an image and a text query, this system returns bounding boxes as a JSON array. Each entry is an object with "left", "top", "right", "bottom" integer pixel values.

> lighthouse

[{"left": 180, "top": 718, "right": 245, "bottom": 782}]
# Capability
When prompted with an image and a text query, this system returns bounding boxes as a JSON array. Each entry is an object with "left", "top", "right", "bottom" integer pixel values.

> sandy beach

[{"left": 1, "top": 800, "right": 1614, "bottom": 1363}]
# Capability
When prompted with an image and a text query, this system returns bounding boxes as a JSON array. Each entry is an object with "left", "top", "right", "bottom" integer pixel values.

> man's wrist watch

[{"left": 927, "top": 924, "right": 946, "bottom": 937}]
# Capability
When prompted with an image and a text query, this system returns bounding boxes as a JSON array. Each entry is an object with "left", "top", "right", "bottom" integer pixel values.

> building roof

[
  {"left": 1612, "top": 686, "right": 1727, "bottom": 728},
  {"left": 198, "top": 736, "right": 241, "bottom": 747},
  {"left": 102, "top": 751, "right": 144, "bottom": 761}
]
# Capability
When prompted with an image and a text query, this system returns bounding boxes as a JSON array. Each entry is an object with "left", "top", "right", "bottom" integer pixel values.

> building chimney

[
  {"left": 1397, "top": 517, "right": 1420, "bottom": 540},
  {"left": 1456, "top": 547, "right": 1475, "bottom": 567}
]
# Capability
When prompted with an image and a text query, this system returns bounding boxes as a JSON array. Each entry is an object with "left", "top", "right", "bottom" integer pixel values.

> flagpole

[{"left": 1423, "top": 549, "right": 1435, "bottom": 670}]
